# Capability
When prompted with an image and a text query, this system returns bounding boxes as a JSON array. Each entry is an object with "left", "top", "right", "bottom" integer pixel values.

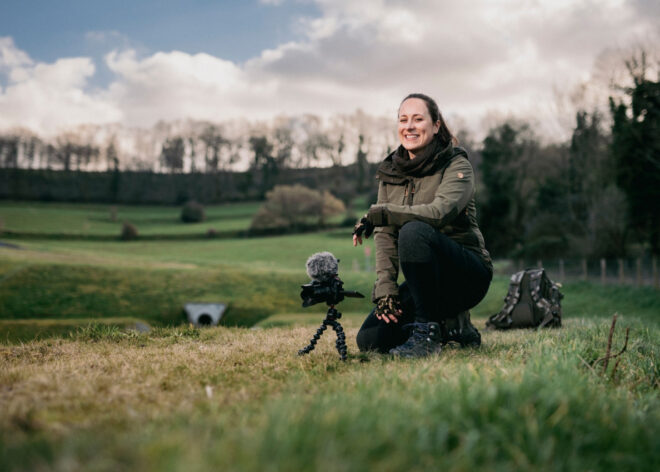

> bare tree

[{"left": 160, "top": 137, "right": 185, "bottom": 173}]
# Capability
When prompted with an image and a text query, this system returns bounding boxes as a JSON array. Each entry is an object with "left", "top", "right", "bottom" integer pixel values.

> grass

[
  {"left": 1, "top": 200, "right": 659, "bottom": 470},
  {"left": 0, "top": 318, "right": 150, "bottom": 344},
  {"left": 0, "top": 200, "right": 368, "bottom": 238},
  {"left": 1, "top": 316, "right": 658, "bottom": 471},
  {"left": 0, "top": 200, "right": 261, "bottom": 236}
]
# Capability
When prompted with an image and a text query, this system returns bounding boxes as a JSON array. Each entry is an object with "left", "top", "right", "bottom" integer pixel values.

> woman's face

[{"left": 398, "top": 98, "right": 440, "bottom": 158}]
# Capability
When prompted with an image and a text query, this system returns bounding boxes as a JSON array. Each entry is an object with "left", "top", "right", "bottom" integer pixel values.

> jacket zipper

[{"left": 408, "top": 181, "right": 415, "bottom": 205}]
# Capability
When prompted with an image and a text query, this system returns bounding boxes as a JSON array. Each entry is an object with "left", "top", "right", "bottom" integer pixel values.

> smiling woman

[{"left": 352, "top": 93, "right": 492, "bottom": 358}]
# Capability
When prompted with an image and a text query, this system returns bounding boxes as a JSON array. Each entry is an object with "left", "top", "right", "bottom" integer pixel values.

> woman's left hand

[{"left": 375, "top": 294, "right": 403, "bottom": 323}]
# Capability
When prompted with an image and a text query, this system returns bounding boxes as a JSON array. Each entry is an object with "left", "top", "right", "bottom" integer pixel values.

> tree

[
  {"left": 0, "top": 135, "right": 19, "bottom": 168},
  {"left": 199, "top": 125, "right": 228, "bottom": 172},
  {"left": 356, "top": 134, "right": 368, "bottom": 192},
  {"left": 161, "top": 137, "right": 185, "bottom": 173},
  {"left": 609, "top": 51, "right": 660, "bottom": 254},
  {"left": 272, "top": 123, "right": 294, "bottom": 170},
  {"left": 106, "top": 141, "right": 119, "bottom": 171},
  {"left": 480, "top": 121, "right": 539, "bottom": 256},
  {"left": 249, "top": 135, "right": 276, "bottom": 198},
  {"left": 566, "top": 110, "right": 626, "bottom": 257}
]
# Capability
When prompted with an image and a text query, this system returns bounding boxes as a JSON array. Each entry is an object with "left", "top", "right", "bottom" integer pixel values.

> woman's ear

[{"left": 433, "top": 121, "right": 441, "bottom": 134}]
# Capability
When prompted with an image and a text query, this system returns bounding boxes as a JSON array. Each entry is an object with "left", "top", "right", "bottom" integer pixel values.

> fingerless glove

[
  {"left": 352, "top": 216, "right": 374, "bottom": 238},
  {"left": 375, "top": 294, "right": 402, "bottom": 320}
]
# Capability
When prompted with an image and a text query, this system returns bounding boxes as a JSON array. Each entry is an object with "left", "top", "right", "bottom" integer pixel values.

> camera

[
  {"left": 300, "top": 276, "right": 362, "bottom": 307},
  {"left": 297, "top": 252, "right": 364, "bottom": 361},
  {"left": 300, "top": 252, "right": 364, "bottom": 307}
]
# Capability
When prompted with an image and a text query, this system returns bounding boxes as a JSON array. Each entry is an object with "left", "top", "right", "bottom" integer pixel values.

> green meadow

[{"left": 1, "top": 201, "right": 659, "bottom": 471}]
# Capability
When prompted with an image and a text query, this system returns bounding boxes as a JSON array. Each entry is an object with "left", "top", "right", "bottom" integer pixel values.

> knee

[
  {"left": 356, "top": 329, "right": 371, "bottom": 352},
  {"left": 398, "top": 221, "right": 434, "bottom": 260}
]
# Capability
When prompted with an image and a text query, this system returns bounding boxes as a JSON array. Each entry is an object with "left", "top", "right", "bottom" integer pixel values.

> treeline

[
  {"left": 0, "top": 163, "right": 378, "bottom": 206},
  {"left": 478, "top": 53, "right": 659, "bottom": 259},
  {"left": 0, "top": 112, "right": 394, "bottom": 173}
]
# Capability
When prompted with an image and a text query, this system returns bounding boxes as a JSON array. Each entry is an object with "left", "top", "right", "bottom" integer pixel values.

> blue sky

[
  {"left": 0, "top": 1, "right": 318, "bottom": 64},
  {"left": 0, "top": 1, "right": 658, "bottom": 136}
]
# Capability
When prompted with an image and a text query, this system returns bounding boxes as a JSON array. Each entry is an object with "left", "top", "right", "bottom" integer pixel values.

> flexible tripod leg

[
  {"left": 328, "top": 319, "right": 347, "bottom": 360},
  {"left": 298, "top": 321, "right": 329, "bottom": 356},
  {"left": 298, "top": 306, "right": 348, "bottom": 360}
]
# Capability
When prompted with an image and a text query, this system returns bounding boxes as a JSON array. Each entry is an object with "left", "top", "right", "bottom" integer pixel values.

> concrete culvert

[
  {"left": 198, "top": 314, "right": 213, "bottom": 326},
  {"left": 183, "top": 303, "right": 227, "bottom": 327}
]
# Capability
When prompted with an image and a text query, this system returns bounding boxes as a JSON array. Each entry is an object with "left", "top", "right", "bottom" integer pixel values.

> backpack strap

[
  {"left": 486, "top": 270, "right": 525, "bottom": 329},
  {"left": 534, "top": 270, "right": 562, "bottom": 328}
]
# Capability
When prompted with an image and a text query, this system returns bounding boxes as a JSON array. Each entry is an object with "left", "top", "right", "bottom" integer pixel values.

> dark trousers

[{"left": 356, "top": 221, "right": 492, "bottom": 353}]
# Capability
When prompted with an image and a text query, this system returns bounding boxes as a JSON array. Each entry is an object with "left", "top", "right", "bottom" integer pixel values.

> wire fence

[{"left": 499, "top": 256, "right": 660, "bottom": 288}]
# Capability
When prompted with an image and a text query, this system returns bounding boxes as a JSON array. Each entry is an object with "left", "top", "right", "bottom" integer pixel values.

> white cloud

[
  {"left": 0, "top": 0, "right": 659, "bottom": 138},
  {"left": 0, "top": 37, "right": 32, "bottom": 70},
  {"left": 0, "top": 37, "right": 121, "bottom": 135}
]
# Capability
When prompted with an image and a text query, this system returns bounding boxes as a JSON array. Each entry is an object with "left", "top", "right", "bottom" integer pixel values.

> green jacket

[{"left": 367, "top": 140, "right": 492, "bottom": 301}]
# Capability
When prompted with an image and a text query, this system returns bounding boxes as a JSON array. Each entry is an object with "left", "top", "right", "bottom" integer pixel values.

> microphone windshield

[{"left": 306, "top": 252, "right": 339, "bottom": 281}]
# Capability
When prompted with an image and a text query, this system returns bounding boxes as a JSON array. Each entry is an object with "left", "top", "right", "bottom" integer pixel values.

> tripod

[{"left": 298, "top": 306, "right": 347, "bottom": 361}]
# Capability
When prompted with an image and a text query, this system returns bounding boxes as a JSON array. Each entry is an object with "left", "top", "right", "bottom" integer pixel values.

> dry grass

[
  {"left": 0, "top": 316, "right": 651, "bottom": 433},
  {"left": 1, "top": 316, "right": 659, "bottom": 471}
]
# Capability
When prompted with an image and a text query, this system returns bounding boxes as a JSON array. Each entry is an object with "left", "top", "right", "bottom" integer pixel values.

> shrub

[
  {"left": 181, "top": 200, "right": 205, "bottom": 223},
  {"left": 120, "top": 222, "right": 138, "bottom": 241},
  {"left": 251, "top": 184, "right": 345, "bottom": 232},
  {"left": 320, "top": 190, "right": 345, "bottom": 226}
]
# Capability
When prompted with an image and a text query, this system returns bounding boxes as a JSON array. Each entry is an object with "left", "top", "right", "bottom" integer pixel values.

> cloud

[
  {"left": 0, "top": 37, "right": 121, "bottom": 135},
  {"left": 0, "top": 37, "right": 32, "bottom": 70},
  {"left": 0, "top": 0, "right": 658, "bottom": 137},
  {"left": 104, "top": 49, "right": 257, "bottom": 126}
]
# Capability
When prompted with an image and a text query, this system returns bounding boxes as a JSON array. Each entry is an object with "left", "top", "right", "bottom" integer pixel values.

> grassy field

[
  {"left": 1, "top": 201, "right": 659, "bottom": 471},
  {"left": 0, "top": 201, "right": 263, "bottom": 236},
  {"left": 0, "top": 199, "right": 368, "bottom": 238}
]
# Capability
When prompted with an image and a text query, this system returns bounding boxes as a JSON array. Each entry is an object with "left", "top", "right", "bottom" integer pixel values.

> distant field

[
  {"left": 0, "top": 199, "right": 369, "bottom": 238},
  {"left": 2, "top": 228, "right": 659, "bottom": 335},
  {"left": 0, "top": 200, "right": 261, "bottom": 236},
  {"left": 0, "top": 228, "right": 376, "bottom": 272}
]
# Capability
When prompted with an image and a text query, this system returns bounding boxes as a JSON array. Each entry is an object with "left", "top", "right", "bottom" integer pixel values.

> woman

[{"left": 352, "top": 93, "right": 492, "bottom": 358}]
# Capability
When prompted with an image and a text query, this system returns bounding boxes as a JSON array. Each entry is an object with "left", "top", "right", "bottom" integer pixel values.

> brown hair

[{"left": 400, "top": 93, "right": 458, "bottom": 146}]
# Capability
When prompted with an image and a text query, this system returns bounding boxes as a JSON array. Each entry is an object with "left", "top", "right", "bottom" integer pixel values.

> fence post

[
  {"left": 636, "top": 258, "right": 642, "bottom": 287},
  {"left": 618, "top": 258, "right": 625, "bottom": 284},
  {"left": 601, "top": 258, "right": 607, "bottom": 285},
  {"left": 582, "top": 258, "right": 588, "bottom": 281},
  {"left": 537, "top": 259, "right": 543, "bottom": 269},
  {"left": 654, "top": 256, "right": 658, "bottom": 289},
  {"left": 518, "top": 259, "right": 523, "bottom": 271},
  {"left": 559, "top": 259, "right": 565, "bottom": 281}
]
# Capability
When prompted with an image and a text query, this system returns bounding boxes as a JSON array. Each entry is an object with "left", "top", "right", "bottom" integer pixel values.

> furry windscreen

[{"left": 306, "top": 252, "right": 339, "bottom": 281}]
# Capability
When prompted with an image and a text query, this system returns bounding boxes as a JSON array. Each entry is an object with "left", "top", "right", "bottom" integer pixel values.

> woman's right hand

[
  {"left": 352, "top": 216, "right": 374, "bottom": 247},
  {"left": 375, "top": 294, "right": 403, "bottom": 323}
]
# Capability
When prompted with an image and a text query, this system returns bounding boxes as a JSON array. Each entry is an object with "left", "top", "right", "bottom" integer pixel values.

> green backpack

[{"left": 486, "top": 268, "right": 563, "bottom": 330}]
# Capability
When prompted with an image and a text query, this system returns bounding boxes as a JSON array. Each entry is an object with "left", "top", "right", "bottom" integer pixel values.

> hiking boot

[
  {"left": 442, "top": 311, "right": 481, "bottom": 347},
  {"left": 389, "top": 322, "right": 443, "bottom": 358}
]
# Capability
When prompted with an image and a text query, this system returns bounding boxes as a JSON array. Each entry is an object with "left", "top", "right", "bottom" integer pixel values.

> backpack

[{"left": 486, "top": 268, "right": 563, "bottom": 330}]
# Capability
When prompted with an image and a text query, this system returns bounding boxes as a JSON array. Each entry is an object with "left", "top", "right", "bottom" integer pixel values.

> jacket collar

[{"left": 377, "top": 137, "right": 467, "bottom": 184}]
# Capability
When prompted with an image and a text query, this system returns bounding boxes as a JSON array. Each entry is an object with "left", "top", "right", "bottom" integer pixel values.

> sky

[{"left": 0, "top": 0, "right": 658, "bottom": 138}]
